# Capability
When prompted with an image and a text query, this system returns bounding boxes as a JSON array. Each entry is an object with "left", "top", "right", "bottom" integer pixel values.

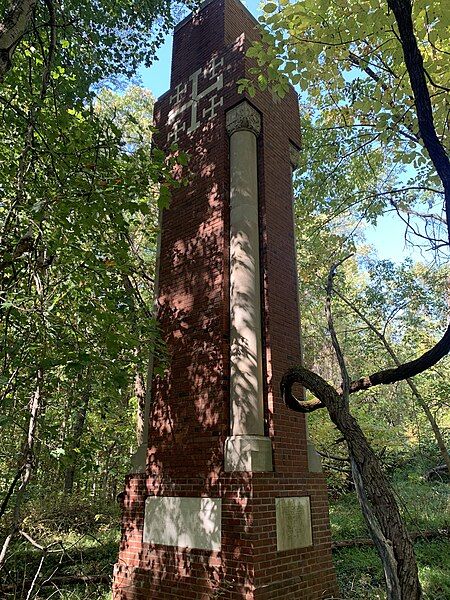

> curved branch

[
  {"left": 349, "top": 323, "right": 450, "bottom": 393},
  {"left": 280, "top": 365, "right": 339, "bottom": 413}
]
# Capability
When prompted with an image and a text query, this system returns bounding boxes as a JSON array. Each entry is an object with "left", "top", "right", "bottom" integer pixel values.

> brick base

[{"left": 112, "top": 473, "right": 339, "bottom": 600}]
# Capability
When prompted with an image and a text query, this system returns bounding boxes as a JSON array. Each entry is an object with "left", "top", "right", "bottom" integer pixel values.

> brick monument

[{"left": 113, "top": 0, "right": 338, "bottom": 598}]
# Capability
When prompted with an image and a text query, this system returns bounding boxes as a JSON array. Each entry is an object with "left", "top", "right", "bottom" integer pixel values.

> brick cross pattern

[{"left": 168, "top": 56, "right": 225, "bottom": 143}]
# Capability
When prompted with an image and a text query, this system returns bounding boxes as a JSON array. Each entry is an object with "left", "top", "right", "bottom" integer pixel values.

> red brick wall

[{"left": 113, "top": 1, "right": 338, "bottom": 598}]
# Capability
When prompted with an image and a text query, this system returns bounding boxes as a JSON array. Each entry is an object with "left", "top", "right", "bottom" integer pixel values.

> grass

[
  {"left": 334, "top": 540, "right": 450, "bottom": 599},
  {"left": 0, "top": 531, "right": 117, "bottom": 599},
  {"left": 0, "top": 496, "right": 119, "bottom": 600},
  {"left": 330, "top": 464, "right": 449, "bottom": 598},
  {"left": 11, "top": 581, "right": 112, "bottom": 600},
  {"left": 329, "top": 467, "right": 449, "bottom": 541}
]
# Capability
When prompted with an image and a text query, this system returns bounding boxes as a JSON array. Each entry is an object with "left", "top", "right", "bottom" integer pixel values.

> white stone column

[{"left": 224, "top": 101, "right": 272, "bottom": 472}]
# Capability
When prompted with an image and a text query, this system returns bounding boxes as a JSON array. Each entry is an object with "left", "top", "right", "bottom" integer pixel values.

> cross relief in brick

[{"left": 167, "top": 56, "right": 225, "bottom": 143}]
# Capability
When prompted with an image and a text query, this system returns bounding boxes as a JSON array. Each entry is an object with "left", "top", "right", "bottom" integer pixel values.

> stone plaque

[
  {"left": 143, "top": 497, "right": 221, "bottom": 551},
  {"left": 276, "top": 497, "right": 313, "bottom": 551}
]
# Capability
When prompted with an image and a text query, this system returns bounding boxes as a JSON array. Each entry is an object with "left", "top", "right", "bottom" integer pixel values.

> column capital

[{"left": 226, "top": 101, "right": 261, "bottom": 137}]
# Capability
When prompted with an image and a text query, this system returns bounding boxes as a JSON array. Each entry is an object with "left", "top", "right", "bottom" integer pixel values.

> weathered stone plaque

[
  {"left": 276, "top": 497, "right": 313, "bottom": 551},
  {"left": 143, "top": 497, "right": 221, "bottom": 551}
]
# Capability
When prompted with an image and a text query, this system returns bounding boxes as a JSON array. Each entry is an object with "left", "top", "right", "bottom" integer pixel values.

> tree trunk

[
  {"left": 387, "top": 0, "right": 450, "bottom": 239},
  {"left": 0, "top": 367, "right": 43, "bottom": 569},
  {"left": 281, "top": 365, "right": 423, "bottom": 600},
  {"left": 328, "top": 401, "right": 422, "bottom": 600},
  {"left": 0, "top": 0, "right": 37, "bottom": 81},
  {"left": 64, "top": 379, "right": 90, "bottom": 495}
]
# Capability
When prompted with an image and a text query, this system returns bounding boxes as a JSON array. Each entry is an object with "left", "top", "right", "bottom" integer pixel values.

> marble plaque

[{"left": 143, "top": 497, "right": 221, "bottom": 551}]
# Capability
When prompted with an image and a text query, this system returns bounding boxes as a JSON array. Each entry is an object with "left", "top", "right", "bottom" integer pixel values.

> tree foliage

[
  {"left": 0, "top": 0, "right": 195, "bottom": 81},
  {"left": 246, "top": 0, "right": 449, "bottom": 255},
  {"left": 0, "top": 0, "right": 195, "bottom": 566}
]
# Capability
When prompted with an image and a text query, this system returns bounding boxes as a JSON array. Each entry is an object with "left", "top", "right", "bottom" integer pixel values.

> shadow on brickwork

[{"left": 114, "top": 473, "right": 256, "bottom": 599}]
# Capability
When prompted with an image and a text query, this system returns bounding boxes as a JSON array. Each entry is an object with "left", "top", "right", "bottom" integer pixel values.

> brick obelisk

[{"left": 113, "top": 1, "right": 338, "bottom": 598}]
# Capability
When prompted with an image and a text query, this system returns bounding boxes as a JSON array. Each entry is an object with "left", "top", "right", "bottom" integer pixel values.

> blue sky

[{"left": 139, "top": 0, "right": 420, "bottom": 264}]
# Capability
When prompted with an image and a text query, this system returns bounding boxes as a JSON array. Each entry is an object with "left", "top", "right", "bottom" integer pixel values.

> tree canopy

[{"left": 242, "top": 0, "right": 449, "bottom": 255}]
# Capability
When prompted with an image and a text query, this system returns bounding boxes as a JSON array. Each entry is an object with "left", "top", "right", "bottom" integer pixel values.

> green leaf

[{"left": 263, "top": 3, "right": 278, "bottom": 13}]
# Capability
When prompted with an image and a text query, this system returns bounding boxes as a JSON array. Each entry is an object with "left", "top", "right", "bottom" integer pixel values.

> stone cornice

[{"left": 175, "top": 0, "right": 259, "bottom": 34}]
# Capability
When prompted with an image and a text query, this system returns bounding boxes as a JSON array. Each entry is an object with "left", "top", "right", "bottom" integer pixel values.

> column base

[
  {"left": 224, "top": 435, "right": 273, "bottom": 472},
  {"left": 307, "top": 440, "right": 323, "bottom": 473},
  {"left": 113, "top": 473, "right": 339, "bottom": 600},
  {"left": 130, "top": 443, "right": 147, "bottom": 473}
]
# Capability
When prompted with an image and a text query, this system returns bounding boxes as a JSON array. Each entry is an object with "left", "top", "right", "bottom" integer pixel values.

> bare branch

[
  {"left": 389, "top": 198, "right": 447, "bottom": 225},
  {"left": 326, "top": 255, "right": 353, "bottom": 398},
  {"left": 40, "top": 0, "right": 56, "bottom": 99},
  {"left": 335, "top": 288, "right": 450, "bottom": 473},
  {"left": 316, "top": 449, "right": 350, "bottom": 463},
  {"left": 423, "top": 68, "right": 450, "bottom": 93},
  {"left": 0, "top": 466, "right": 23, "bottom": 520}
]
